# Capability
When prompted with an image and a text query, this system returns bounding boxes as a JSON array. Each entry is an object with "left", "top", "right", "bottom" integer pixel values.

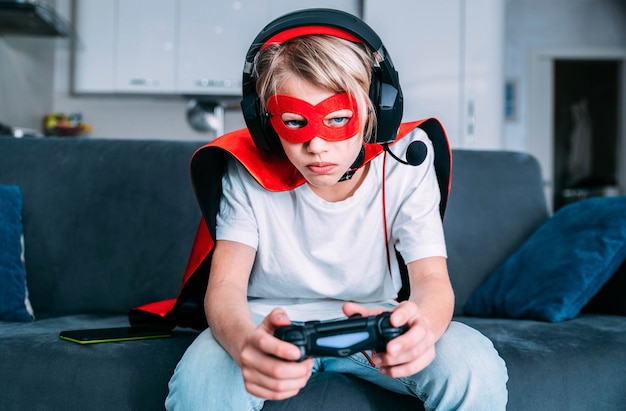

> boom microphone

[{"left": 383, "top": 140, "right": 427, "bottom": 166}]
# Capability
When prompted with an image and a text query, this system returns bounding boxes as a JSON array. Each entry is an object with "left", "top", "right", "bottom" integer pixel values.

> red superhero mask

[{"left": 266, "top": 92, "right": 361, "bottom": 143}]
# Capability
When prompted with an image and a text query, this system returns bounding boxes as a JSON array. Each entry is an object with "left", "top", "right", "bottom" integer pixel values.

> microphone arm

[{"left": 382, "top": 140, "right": 427, "bottom": 166}]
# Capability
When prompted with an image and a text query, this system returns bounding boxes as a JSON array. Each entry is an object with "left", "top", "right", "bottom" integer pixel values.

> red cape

[{"left": 130, "top": 118, "right": 451, "bottom": 330}]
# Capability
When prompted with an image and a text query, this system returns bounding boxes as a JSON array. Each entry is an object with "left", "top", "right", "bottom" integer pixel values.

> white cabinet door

[
  {"left": 462, "top": 0, "right": 504, "bottom": 150},
  {"left": 365, "top": 0, "right": 463, "bottom": 146},
  {"left": 115, "top": 0, "right": 177, "bottom": 93},
  {"left": 177, "top": 0, "right": 270, "bottom": 95},
  {"left": 268, "top": 0, "right": 361, "bottom": 20},
  {"left": 73, "top": 0, "right": 116, "bottom": 93}
]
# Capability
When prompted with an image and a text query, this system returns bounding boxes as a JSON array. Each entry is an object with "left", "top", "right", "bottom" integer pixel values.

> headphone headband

[
  {"left": 260, "top": 25, "right": 361, "bottom": 50},
  {"left": 241, "top": 8, "right": 403, "bottom": 151}
]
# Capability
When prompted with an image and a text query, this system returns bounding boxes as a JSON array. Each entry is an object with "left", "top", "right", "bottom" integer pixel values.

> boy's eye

[
  {"left": 281, "top": 113, "right": 307, "bottom": 129},
  {"left": 325, "top": 110, "right": 353, "bottom": 128},
  {"left": 284, "top": 119, "right": 307, "bottom": 129},
  {"left": 326, "top": 116, "right": 351, "bottom": 127}
]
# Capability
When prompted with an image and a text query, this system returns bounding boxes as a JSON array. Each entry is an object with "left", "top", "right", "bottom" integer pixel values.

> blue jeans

[{"left": 165, "top": 320, "right": 508, "bottom": 411}]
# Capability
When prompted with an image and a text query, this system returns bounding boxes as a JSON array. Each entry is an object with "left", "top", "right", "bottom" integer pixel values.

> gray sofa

[{"left": 0, "top": 136, "right": 624, "bottom": 410}]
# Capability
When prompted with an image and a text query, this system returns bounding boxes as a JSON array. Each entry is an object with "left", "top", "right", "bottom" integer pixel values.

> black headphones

[{"left": 240, "top": 8, "right": 403, "bottom": 152}]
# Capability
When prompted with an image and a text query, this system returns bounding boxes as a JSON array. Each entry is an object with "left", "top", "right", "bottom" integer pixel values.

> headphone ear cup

[
  {"left": 241, "top": 93, "right": 267, "bottom": 151},
  {"left": 375, "top": 81, "right": 403, "bottom": 144},
  {"left": 241, "top": 93, "right": 281, "bottom": 152},
  {"left": 368, "top": 67, "right": 382, "bottom": 142},
  {"left": 260, "top": 117, "right": 281, "bottom": 152}
]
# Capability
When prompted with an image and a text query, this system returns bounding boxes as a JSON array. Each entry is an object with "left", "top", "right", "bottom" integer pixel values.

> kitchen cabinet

[
  {"left": 177, "top": 0, "right": 360, "bottom": 95},
  {"left": 74, "top": 0, "right": 360, "bottom": 96},
  {"left": 73, "top": 0, "right": 116, "bottom": 93},
  {"left": 364, "top": 0, "right": 504, "bottom": 149},
  {"left": 116, "top": 0, "right": 177, "bottom": 93},
  {"left": 177, "top": 0, "right": 269, "bottom": 95},
  {"left": 267, "top": 0, "right": 359, "bottom": 20},
  {"left": 74, "top": 0, "right": 176, "bottom": 94},
  {"left": 74, "top": 0, "right": 176, "bottom": 93}
]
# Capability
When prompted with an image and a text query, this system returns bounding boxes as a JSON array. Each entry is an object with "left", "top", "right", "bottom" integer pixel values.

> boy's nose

[{"left": 306, "top": 136, "right": 329, "bottom": 153}]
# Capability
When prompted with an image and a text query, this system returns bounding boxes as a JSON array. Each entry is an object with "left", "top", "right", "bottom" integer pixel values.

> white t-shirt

[{"left": 216, "top": 128, "right": 446, "bottom": 321}]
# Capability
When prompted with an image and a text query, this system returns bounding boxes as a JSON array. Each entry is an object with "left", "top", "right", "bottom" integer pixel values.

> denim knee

[
  {"left": 165, "top": 328, "right": 264, "bottom": 411},
  {"left": 418, "top": 321, "right": 508, "bottom": 411}
]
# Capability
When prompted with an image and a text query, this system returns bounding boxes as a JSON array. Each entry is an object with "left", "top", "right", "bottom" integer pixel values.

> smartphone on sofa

[{"left": 59, "top": 327, "right": 172, "bottom": 344}]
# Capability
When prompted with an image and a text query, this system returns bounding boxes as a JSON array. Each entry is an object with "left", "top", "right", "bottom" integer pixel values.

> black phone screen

[{"left": 59, "top": 327, "right": 172, "bottom": 344}]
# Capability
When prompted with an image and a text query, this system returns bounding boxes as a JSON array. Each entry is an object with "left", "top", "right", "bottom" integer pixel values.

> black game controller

[{"left": 274, "top": 312, "right": 408, "bottom": 361}]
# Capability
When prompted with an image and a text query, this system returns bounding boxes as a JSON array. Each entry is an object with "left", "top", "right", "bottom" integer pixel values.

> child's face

[{"left": 272, "top": 76, "right": 364, "bottom": 189}]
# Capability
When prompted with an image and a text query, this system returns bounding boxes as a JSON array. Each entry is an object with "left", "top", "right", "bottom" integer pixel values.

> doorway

[
  {"left": 552, "top": 60, "right": 621, "bottom": 210},
  {"left": 528, "top": 49, "right": 626, "bottom": 212}
]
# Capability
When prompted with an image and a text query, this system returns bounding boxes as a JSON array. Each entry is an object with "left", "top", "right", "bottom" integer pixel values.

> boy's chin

[{"left": 304, "top": 174, "right": 342, "bottom": 187}]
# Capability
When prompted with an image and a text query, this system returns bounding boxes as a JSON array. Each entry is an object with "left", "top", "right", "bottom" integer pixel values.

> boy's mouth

[{"left": 307, "top": 162, "right": 335, "bottom": 174}]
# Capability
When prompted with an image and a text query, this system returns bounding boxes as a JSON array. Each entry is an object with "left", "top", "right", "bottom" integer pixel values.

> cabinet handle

[
  {"left": 130, "top": 78, "right": 160, "bottom": 86},
  {"left": 195, "top": 79, "right": 241, "bottom": 88}
]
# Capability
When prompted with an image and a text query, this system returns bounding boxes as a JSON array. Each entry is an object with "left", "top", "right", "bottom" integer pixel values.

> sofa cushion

[
  {"left": 0, "top": 314, "right": 198, "bottom": 411},
  {"left": 459, "top": 314, "right": 626, "bottom": 411},
  {"left": 264, "top": 373, "right": 424, "bottom": 411},
  {"left": 0, "top": 185, "right": 33, "bottom": 322},
  {"left": 465, "top": 196, "right": 626, "bottom": 322},
  {"left": 0, "top": 314, "right": 423, "bottom": 411}
]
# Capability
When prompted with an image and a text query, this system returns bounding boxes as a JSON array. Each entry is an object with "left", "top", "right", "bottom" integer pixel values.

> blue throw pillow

[
  {"left": 464, "top": 196, "right": 626, "bottom": 322},
  {"left": 0, "top": 185, "right": 33, "bottom": 322}
]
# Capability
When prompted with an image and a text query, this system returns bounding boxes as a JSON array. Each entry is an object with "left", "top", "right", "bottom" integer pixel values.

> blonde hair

[{"left": 253, "top": 35, "right": 377, "bottom": 142}]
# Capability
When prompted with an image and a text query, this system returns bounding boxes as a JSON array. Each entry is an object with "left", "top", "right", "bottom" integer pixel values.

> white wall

[
  {"left": 503, "top": 0, "right": 626, "bottom": 152},
  {"left": 0, "top": 36, "right": 56, "bottom": 130}
]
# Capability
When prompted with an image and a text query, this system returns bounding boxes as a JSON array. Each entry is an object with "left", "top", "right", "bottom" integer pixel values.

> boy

[{"left": 166, "top": 9, "right": 507, "bottom": 410}]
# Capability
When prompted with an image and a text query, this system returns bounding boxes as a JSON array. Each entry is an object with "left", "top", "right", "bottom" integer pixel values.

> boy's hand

[
  {"left": 343, "top": 301, "right": 436, "bottom": 378},
  {"left": 239, "top": 308, "right": 314, "bottom": 400}
]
